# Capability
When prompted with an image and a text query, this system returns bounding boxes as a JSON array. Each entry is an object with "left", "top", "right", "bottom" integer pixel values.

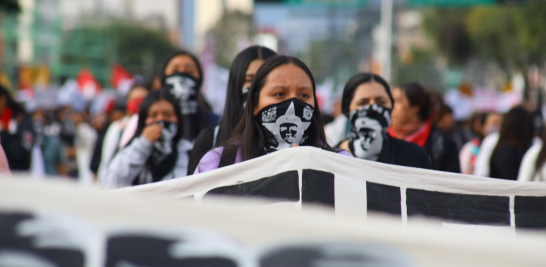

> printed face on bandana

[
  {"left": 348, "top": 104, "right": 392, "bottom": 161},
  {"left": 163, "top": 72, "right": 200, "bottom": 115},
  {"left": 258, "top": 98, "right": 314, "bottom": 152}
]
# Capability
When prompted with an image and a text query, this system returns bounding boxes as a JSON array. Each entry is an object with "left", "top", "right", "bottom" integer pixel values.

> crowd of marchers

[{"left": 0, "top": 46, "right": 542, "bottom": 187}]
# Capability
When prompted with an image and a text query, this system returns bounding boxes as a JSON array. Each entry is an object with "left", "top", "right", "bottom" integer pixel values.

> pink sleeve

[
  {"left": 0, "top": 143, "right": 11, "bottom": 175},
  {"left": 118, "top": 114, "right": 139, "bottom": 149}
]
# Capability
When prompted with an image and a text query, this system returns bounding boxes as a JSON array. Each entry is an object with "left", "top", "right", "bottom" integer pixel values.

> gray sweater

[{"left": 100, "top": 136, "right": 193, "bottom": 189}]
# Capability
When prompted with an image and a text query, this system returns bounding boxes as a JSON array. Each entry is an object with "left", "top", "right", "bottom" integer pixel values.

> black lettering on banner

[
  {"left": 514, "top": 196, "right": 546, "bottom": 229},
  {"left": 406, "top": 189, "right": 510, "bottom": 225},
  {"left": 205, "top": 171, "right": 300, "bottom": 202},
  {"left": 366, "top": 182, "right": 401, "bottom": 217},
  {"left": 301, "top": 169, "right": 335, "bottom": 208},
  {"left": 0, "top": 212, "right": 85, "bottom": 267},
  {"left": 105, "top": 235, "right": 237, "bottom": 267}
]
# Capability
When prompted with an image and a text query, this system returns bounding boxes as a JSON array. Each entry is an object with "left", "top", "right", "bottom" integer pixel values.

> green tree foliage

[
  {"left": 422, "top": 8, "right": 474, "bottom": 66},
  {"left": 423, "top": 1, "right": 546, "bottom": 70},
  {"left": 0, "top": 0, "right": 20, "bottom": 15},
  {"left": 210, "top": 10, "right": 253, "bottom": 69},
  {"left": 59, "top": 22, "right": 176, "bottom": 85}
]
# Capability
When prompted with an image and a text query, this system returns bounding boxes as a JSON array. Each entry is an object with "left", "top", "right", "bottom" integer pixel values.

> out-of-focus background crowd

[{"left": 0, "top": 0, "right": 544, "bottom": 183}]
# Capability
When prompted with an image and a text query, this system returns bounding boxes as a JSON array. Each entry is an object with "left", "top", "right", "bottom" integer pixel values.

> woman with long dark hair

[
  {"left": 337, "top": 73, "right": 431, "bottom": 169},
  {"left": 117, "top": 50, "right": 217, "bottom": 148},
  {"left": 187, "top": 46, "right": 277, "bottom": 174},
  {"left": 388, "top": 82, "right": 460, "bottom": 173},
  {"left": 489, "top": 106, "right": 534, "bottom": 180},
  {"left": 101, "top": 90, "right": 192, "bottom": 188},
  {"left": 194, "top": 55, "right": 350, "bottom": 173},
  {"left": 0, "top": 85, "right": 35, "bottom": 171}
]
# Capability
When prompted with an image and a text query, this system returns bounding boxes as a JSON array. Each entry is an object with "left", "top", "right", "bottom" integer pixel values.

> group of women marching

[{"left": 97, "top": 45, "right": 540, "bottom": 189}]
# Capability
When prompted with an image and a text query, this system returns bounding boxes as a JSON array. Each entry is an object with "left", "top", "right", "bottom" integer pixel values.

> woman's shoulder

[
  {"left": 388, "top": 134, "right": 429, "bottom": 158},
  {"left": 193, "top": 146, "right": 226, "bottom": 174}
]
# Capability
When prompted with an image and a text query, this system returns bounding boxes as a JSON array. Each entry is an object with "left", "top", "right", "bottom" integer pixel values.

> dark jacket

[
  {"left": 187, "top": 126, "right": 218, "bottom": 175},
  {"left": 489, "top": 143, "right": 526, "bottom": 180},
  {"left": 377, "top": 134, "right": 432, "bottom": 169},
  {"left": 1, "top": 112, "right": 35, "bottom": 171},
  {"left": 423, "top": 127, "right": 461, "bottom": 173}
]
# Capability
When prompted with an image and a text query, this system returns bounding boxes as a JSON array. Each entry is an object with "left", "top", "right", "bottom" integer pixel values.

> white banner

[
  {"left": 119, "top": 147, "right": 546, "bottom": 230},
  {"left": 1, "top": 177, "right": 546, "bottom": 267}
]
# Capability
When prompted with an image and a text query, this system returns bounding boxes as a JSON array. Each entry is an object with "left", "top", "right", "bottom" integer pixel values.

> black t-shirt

[
  {"left": 187, "top": 127, "right": 217, "bottom": 175},
  {"left": 490, "top": 143, "right": 526, "bottom": 180},
  {"left": 377, "top": 134, "right": 432, "bottom": 170},
  {"left": 423, "top": 127, "right": 461, "bottom": 173}
]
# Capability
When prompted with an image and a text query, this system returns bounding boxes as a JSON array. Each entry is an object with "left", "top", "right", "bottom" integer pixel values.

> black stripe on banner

[
  {"left": 204, "top": 170, "right": 300, "bottom": 202},
  {"left": 0, "top": 212, "right": 85, "bottom": 267},
  {"left": 105, "top": 235, "right": 237, "bottom": 267},
  {"left": 301, "top": 169, "right": 335, "bottom": 208},
  {"left": 514, "top": 196, "right": 546, "bottom": 229},
  {"left": 406, "top": 189, "right": 510, "bottom": 225},
  {"left": 366, "top": 182, "right": 401, "bottom": 217}
]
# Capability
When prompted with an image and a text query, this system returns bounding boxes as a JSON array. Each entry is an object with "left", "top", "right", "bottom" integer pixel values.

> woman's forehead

[
  {"left": 265, "top": 64, "right": 313, "bottom": 87},
  {"left": 354, "top": 82, "right": 389, "bottom": 98}
]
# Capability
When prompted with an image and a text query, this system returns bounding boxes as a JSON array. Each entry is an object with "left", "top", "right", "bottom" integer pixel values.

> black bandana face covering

[
  {"left": 150, "top": 121, "right": 178, "bottom": 164},
  {"left": 257, "top": 98, "right": 314, "bottom": 153},
  {"left": 348, "top": 104, "right": 391, "bottom": 161},
  {"left": 162, "top": 72, "right": 200, "bottom": 115},
  {"left": 242, "top": 87, "right": 249, "bottom": 108},
  {"left": 162, "top": 72, "right": 201, "bottom": 140}
]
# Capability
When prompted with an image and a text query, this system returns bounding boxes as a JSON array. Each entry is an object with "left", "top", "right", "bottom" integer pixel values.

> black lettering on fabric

[
  {"left": 366, "top": 182, "right": 401, "bottom": 217},
  {"left": 0, "top": 212, "right": 85, "bottom": 267},
  {"left": 204, "top": 170, "right": 300, "bottom": 202},
  {"left": 515, "top": 196, "right": 546, "bottom": 229},
  {"left": 406, "top": 189, "right": 510, "bottom": 225},
  {"left": 105, "top": 235, "right": 237, "bottom": 267},
  {"left": 301, "top": 169, "right": 335, "bottom": 208}
]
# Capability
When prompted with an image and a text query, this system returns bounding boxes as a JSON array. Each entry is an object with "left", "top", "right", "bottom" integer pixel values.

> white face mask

[
  {"left": 351, "top": 117, "right": 385, "bottom": 160},
  {"left": 347, "top": 104, "right": 392, "bottom": 161}
]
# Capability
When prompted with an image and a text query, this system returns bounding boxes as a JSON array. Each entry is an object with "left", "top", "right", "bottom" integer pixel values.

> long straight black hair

[
  {"left": 130, "top": 90, "right": 184, "bottom": 146},
  {"left": 222, "top": 55, "right": 335, "bottom": 162},
  {"left": 216, "top": 46, "right": 277, "bottom": 145},
  {"left": 341, "top": 73, "right": 393, "bottom": 117},
  {"left": 492, "top": 106, "right": 534, "bottom": 156},
  {"left": 159, "top": 50, "right": 212, "bottom": 112}
]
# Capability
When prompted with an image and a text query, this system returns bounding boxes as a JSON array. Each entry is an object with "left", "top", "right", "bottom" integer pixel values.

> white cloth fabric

[
  {"left": 518, "top": 141, "right": 544, "bottom": 182},
  {"left": 118, "top": 114, "right": 139, "bottom": 149},
  {"left": 101, "top": 136, "right": 192, "bottom": 189},
  {"left": 473, "top": 132, "right": 499, "bottom": 177},
  {"left": 75, "top": 123, "right": 97, "bottom": 185},
  {"left": 97, "top": 116, "right": 129, "bottom": 181},
  {"left": 324, "top": 115, "right": 348, "bottom": 147}
]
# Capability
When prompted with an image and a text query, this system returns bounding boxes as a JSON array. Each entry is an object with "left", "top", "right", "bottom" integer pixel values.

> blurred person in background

[
  {"left": 489, "top": 106, "right": 534, "bottom": 180},
  {"left": 71, "top": 103, "right": 97, "bottom": 185},
  {"left": 36, "top": 108, "right": 63, "bottom": 176},
  {"left": 89, "top": 109, "right": 113, "bottom": 179},
  {"left": 188, "top": 45, "right": 277, "bottom": 175},
  {"left": 460, "top": 112, "right": 503, "bottom": 175},
  {"left": 436, "top": 105, "right": 473, "bottom": 152},
  {"left": 324, "top": 97, "right": 350, "bottom": 147},
  {"left": 117, "top": 50, "right": 218, "bottom": 149},
  {"left": 160, "top": 50, "right": 219, "bottom": 140},
  {"left": 0, "top": 85, "right": 35, "bottom": 171},
  {"left": 97, "top": 84, "right": 149, "bottom": 181},
  {"left": 55, "top": 106, "right": 77, "bottom": 176},
  {"left": 388, "top": 82, "right": 460, "bottom": 173},
  {"left": 337, "top": 73, "right": 431, "bottom": 169},
  {"left": 0, "top": 144, "right": 10, "bottom": 175},
  {"left": 473, "top": 112, "right": 505, "bottom": 177},
  {"left": 194, "top": 56, "right": 351, "bottom": 174},
  {"left": 101, "top": 90, "right": 192, "bottom": 188}
]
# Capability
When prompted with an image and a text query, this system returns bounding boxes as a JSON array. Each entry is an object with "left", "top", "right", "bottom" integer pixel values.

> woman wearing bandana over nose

[
  {"left": 101, "top": 91, "right": 192, "bottom": 189},
  {"left": 187, "top": 46, "right": 277, "bottom": 175},
  {"left": 338, "top": 73, "right": 431, "bottom": 169},
  {"left": 116, "top": 50, "right": 217, "bottom": 148},
  {"left": 193, "top": 55, "right": 351, "bottom": 174}
]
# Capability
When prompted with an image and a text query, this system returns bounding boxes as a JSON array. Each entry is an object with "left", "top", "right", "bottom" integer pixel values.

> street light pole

[{"left": 379, "top": 0, "right": 393, "bottom": 82}]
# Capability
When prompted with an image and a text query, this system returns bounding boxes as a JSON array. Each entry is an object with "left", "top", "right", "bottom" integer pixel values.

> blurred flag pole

[{"left": 379, "top": 0, "right": 393, "bottom": 82}]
